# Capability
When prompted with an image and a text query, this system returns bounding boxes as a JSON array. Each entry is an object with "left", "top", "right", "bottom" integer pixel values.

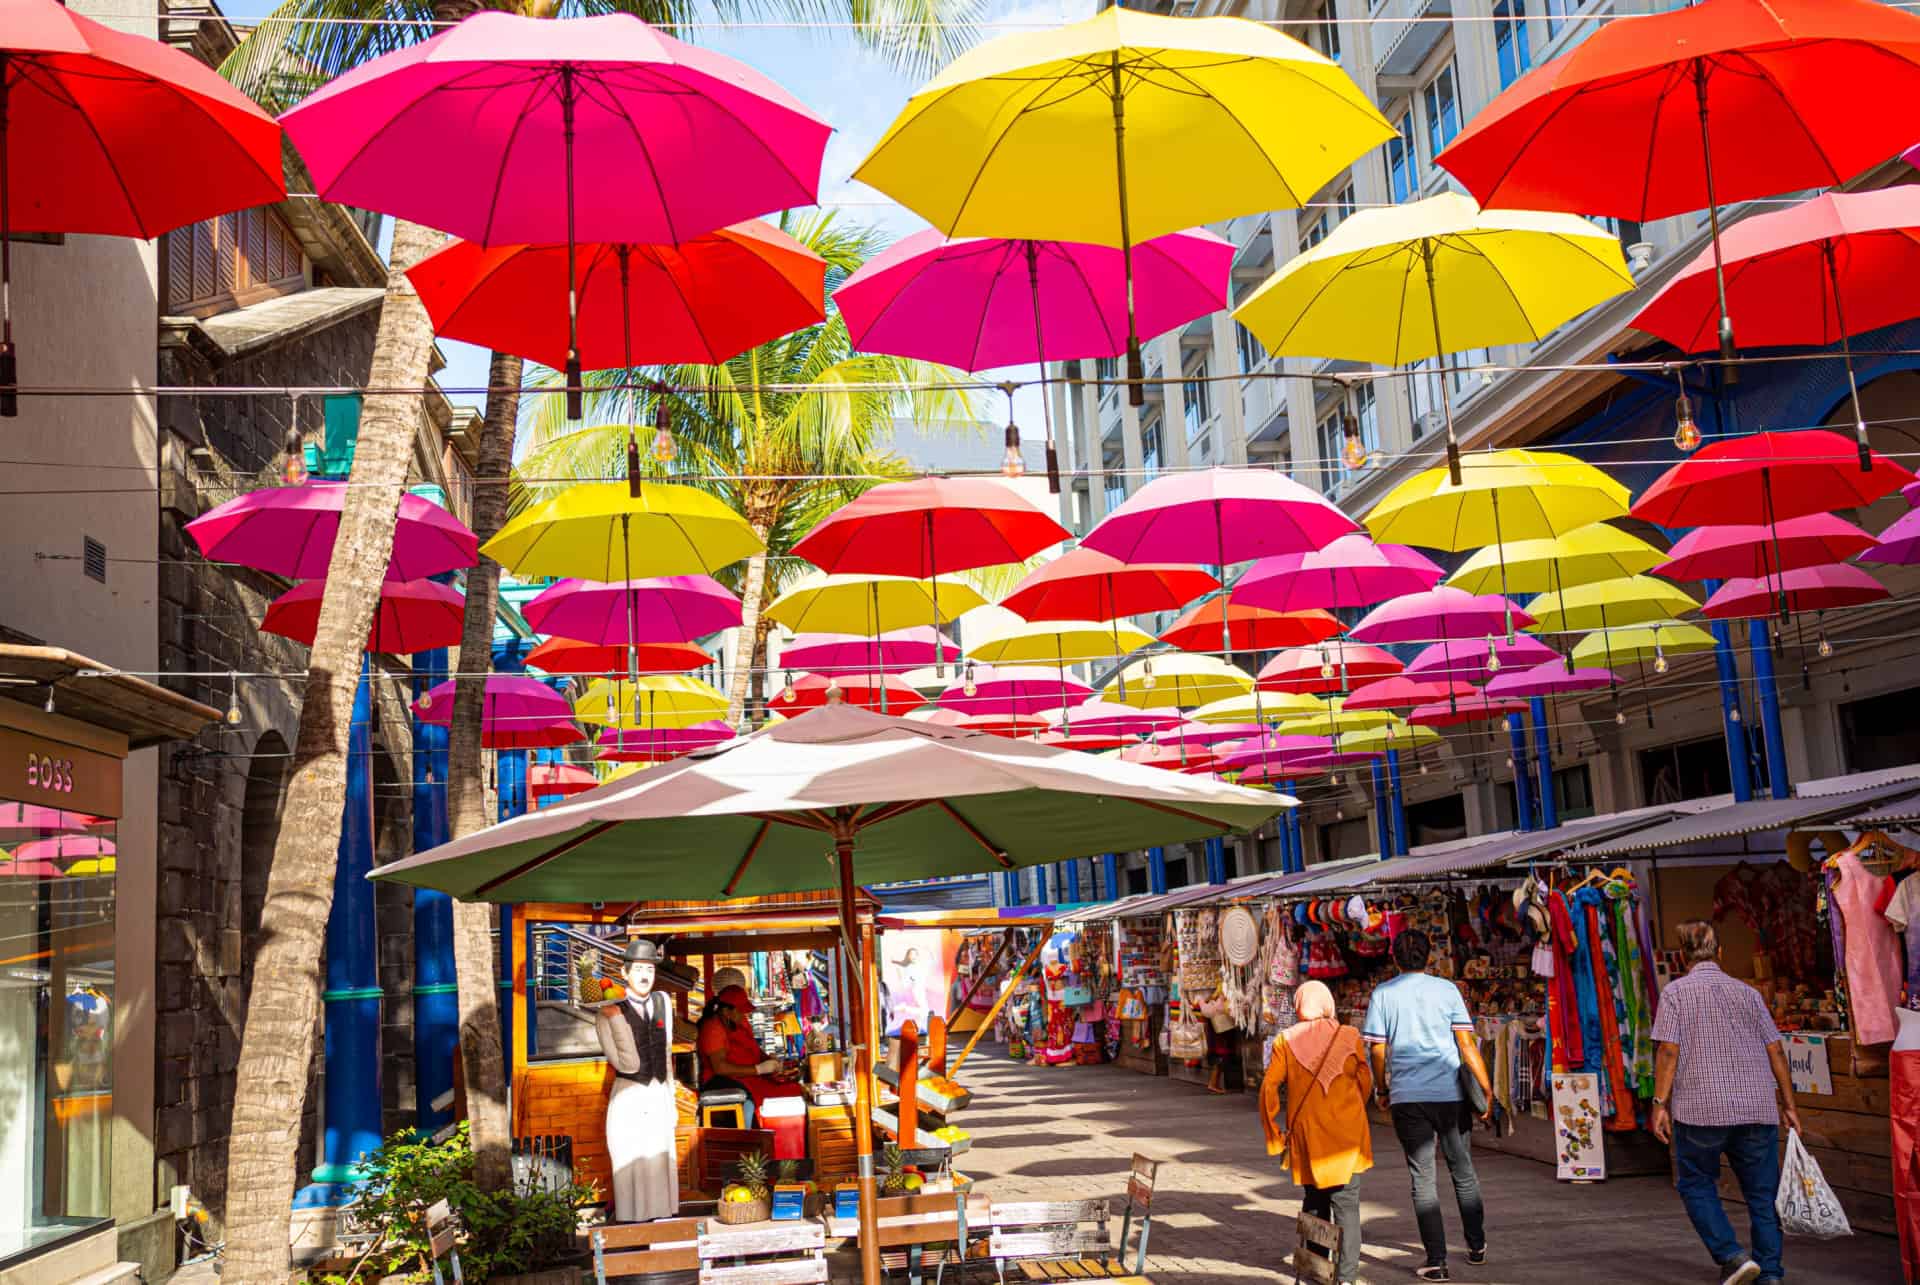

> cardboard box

[
  {"left": 808, "top": 1052, "right": 844, "bottom": 1083},
  {"left": 833, "top": 1183, "right": 862, "bottom": 1220},
  {"left": 771, "top": 1184, "right": 809, "bottom": 1220}
]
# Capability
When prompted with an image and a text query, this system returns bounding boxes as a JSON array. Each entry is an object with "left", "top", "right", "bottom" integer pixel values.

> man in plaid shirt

[{"left": 1651, "top": 920, "right": 1802, "bottom": 1285}]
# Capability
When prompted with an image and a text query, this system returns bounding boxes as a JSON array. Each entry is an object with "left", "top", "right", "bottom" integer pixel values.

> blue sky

[{"left": 224, "top": 0, "right": 1096, "bottom": 438}]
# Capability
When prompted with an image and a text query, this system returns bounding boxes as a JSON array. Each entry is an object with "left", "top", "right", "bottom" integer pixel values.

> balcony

[{"left": 1373, "top": 0, "right": 1452, "bottom": 79}]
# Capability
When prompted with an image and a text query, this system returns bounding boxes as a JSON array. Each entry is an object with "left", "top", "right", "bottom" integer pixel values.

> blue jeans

[
  {"left": 1672, "top": 1121, "right": 1783, "bottom": 1279},
  {"left": 1390, "top": 1101, "right": 1485, "bottom": 1267}
]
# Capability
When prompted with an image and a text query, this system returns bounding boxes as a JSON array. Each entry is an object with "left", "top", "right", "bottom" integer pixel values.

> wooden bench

[
  {"left": 984, "top": 1200, "right": 1147, "bottom": 1285},
  {"left": 590, "top": 1216, "right": 702, "bottom": 1284},
  {"left": 420, "top": 1198, "right": 464, "bottom": 1285},
  {"left": 697, "top": 1219, "right": 828, "bottom": 1285},
  {"left": 825, "top": 1191, "right": 981, "bottom": 1285}
]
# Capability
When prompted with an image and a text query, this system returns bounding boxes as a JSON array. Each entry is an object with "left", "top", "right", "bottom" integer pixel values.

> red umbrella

[
  {"left": 1654, "top": 514, "right": 1875, "bottom": 583},
  {"left": 531, "top": 763, "right": 600, "bottom": 802},
  {"left": 261, "top": 578, "right": 464, "bottom": 655},
  {"left": 793, "top": 477, "right": 1069, "bottom": 578},
  {"left": 775, "top": 672, "right": 927, "bottom": 715},
  {"left": 1159, "top": 599, "right": 1340, "bottom": 654},
  {"left": 1001, "top": 547, "right": 1217, "bottom": 623},
  {"left": 596, "top": 721, "right": 734, "bottom": 761},
  {"left": 1257, "top": 643, "right": 1403, "bottom": 696},
  {"left": 1436, "top": 0, "right": 1920, "bottom": 368},
  {"left": 1343, "top": 676, "right": 1476, "bottom": 713},
  {"left": 1630, "top": 430, "right": 1913, "bottom": 530},
  {"left": 526, "top": 636, "right": 713, "bottom": 679},
  {"left": 1700, "top": 564, "right": 1888, "bottom": 619},
  {"left": 407, "top": 220, "right": 826, "bottom": 372},
  {"left": 1119, "top": 742, "right": 1218, "bottom": 774},
  {"left": 1032, "top": 728, "right": 1132, "bottom": 753},
  {"left": 0, "top": 0, "right": 285, "bottom": 413},
  {"left": 1409, "top": 694, "right": 1526, "bottom": 729}
]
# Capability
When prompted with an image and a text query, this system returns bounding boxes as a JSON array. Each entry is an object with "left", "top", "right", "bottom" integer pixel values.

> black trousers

[
  {"left": 1390, "top": 1101, "right": 1485, "bottom": 1267},
  {"left": 1301, "top": 1175, "right": 1363, "bottom": 1283}
]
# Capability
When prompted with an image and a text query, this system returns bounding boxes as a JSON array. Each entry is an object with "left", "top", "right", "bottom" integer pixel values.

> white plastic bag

[{"left": 1776, "top": 1128, "right": 1853, "bottom": 1239}]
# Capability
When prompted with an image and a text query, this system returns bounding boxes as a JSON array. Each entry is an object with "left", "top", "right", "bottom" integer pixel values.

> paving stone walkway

[{"left": 952, "top": 1053, "right": 1903, "bottom": 1285}]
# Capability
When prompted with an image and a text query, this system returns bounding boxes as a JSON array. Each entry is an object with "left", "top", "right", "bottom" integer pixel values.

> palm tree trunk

[
  {"left": 222, "top": 216, "right": 444, "bottom": 1284},
  {"left": 444, "top": 348, "right": 522, "bottom": 1194},
  {"left": 726, "top": 531, "right": 771, "bottom": 725}
]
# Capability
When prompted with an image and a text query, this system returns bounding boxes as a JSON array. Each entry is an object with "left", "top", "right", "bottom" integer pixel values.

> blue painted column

[
  {"left": 1101, "top": 853, "right": 1119, "bottom": 900},
  {"left": 1203, "top": 837, "right": 1226, "bottom": 885},
  {"left": 1281, "top": 782, "right": 1302, "bottom": 872},
  {"left": 1001, "top": 870, "right": 1020, "bottom": 906},
  {"left": 1529, "top": 700, "right": 1558, "bottom": 831},
  {"left": 1506, "top": 714, "right": 1536, "bottom": 832},
  {"left": 1146, "top": 846, "right": 1168, "bottom": 894},
  {"left": 1749, "top": 620, "right": 1790, "bottom": 799},
  {"left": 314, "top": 659, "right": 382, "bottom": 1185},
  {"left": 1369, "top": 761, "right": 1392, "bottom": 857},
  {"left": 411, "top": 648, "right": 456, "bottom": 1133},
  {"left": 1387, "top": 750, "right": 1410, "bottom": 855},
  {"left": 1706, "top": 583, "right": 1755, "bottom": 802}
]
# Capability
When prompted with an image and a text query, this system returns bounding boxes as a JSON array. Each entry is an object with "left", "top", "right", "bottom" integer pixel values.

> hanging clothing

[
  {"left": 1575, "top": 887, "right": 1635, "bottom": 1129},
  {"left": 596, "top": 993, "right": 680, "bottom": 1223},
  {"left": 1833, "top": 851, "right": 1904, "bottom": 1045},
  {"left": 1883, "top": 873, "right": 1920, "bottom": 1011},
  {"left": 1608, "top": 887, "right": 1655, "bottom": 1098},
  {"left": 1556, "top": 889, "right": 1600, "bottom": 1074}
]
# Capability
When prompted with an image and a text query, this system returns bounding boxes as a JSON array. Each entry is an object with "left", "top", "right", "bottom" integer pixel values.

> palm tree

[
  {"left": 517, "top": 212, "right": 981, "bottom": 724},
  {"left": 217, "top": 3, "right": 982, "bottom": 1278}
]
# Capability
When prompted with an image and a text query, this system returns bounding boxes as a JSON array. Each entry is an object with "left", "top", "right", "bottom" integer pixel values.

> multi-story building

[{"left": 1050, "top": 0, "right": 1920, "bottom": 892}]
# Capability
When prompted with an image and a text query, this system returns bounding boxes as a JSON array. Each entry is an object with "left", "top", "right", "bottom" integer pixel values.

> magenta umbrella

[
  {"left": 779, "top": 627, "right": 958, "bottom": 675},
  {"left": 1349, "top": 587, "right": 1535, "bottom": 646},
  {"left": 1084, "top": 467, "right": 1359, "bottom": 567},
  {"left": 1343, "top": 676, "right": 1476, "bottom": 712},
  {"left": 1701, "top": 564, "right": 1888, "bottom": 619},
  {"left": 1230, "top": 534, "right": 1443, "bottom": 612},
  {"left": 1860, "top": 505, "right": 1920, "bottom": 565},
  {"left": 414, "top": 676, "right": 583, "bottom": 750},
  {"left": 938, "top": 665, "right": 1093, "bottom": 716},
  {"left": 1404, "top": 636, "right": 1557, "bottom": 685},
  {"left": 12, "top": 835, "right": 113, "bottom": 862},
  {"left": 524, "top": 576, "right": 741, "bottom": 646},
  {"left": 1410, "top": 694, "right": 1527, "bottom": 728},
  {"left": 1485, "top": 659, "right": 1616, "bottom": 699},
  {"left": 1655, "top": 513, "right": 1875, "bottom": 582},
  {"left": 280, "top": 10, "right": 829, "bottom": 412},
  {"left": 1153, "top": 720, "right": 1265, "bottom": 750},
  {"left": 597, "top": 720, "right": 734, "bottom": 762},
  {"left": 0, "top": 860, "right": 63, "bottom": 878},
  {"left": 261, "top": 577, "right": 465, "bottom": 654},
  {"left": 186, "top": 482, "right": 477, "bottom": 581},
  {"left": 1047, "top": 699, "right": 1181, "bottom": 739},
  {"left": 0, "top": 803, "right": 99, "bottom": 832},
  {"left": 1216, "top": 733, "right": 1334, "bottom": 774}
]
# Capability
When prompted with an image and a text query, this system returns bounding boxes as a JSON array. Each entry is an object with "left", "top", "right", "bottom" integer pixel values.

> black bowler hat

[{"left": 623, "top": 938, "right": 665, "bottom": 964}]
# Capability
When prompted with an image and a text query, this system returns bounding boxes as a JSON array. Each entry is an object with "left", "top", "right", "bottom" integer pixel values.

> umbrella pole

[
  {"left": 1492, "top": 489, "right": 1513, "bottom": 643},
  {"left": 1214, "top": 512, "right": 1232, "bottom": 665},
  {"left": 623, "top": 515, "right": 638, "bottom": 690},
  {"left": 872, "top": 581, "right": 887, "bottom": 713},
  {"left": 1421, "top": 243, "right": 1462, "bottom": 486},
  {"left": 1027, "top": 242, "right": 1061, "bottom": 493},
  {"left": 831, "top": 817, "right": 883, "bottom": 1285},
  {"left": 1109, "top": 54, "right": 1144, "bottom": 409},
  {"left": 1693, "top": 66, "right": 1739, "bottom": 383},
  {"left": 561, "top": 65, "right": 583, "bottom": 422},
  {"left": 1108, "top": 580, "right": 1126, "bottom": 698},
  {"left": 0, "top": 61, "right": 14, "bottom": 419},
  {"left": 1824, "top": 243, "right": 1873, "bottom": 473},
  {"left": 1762, "top": 469, "right": 1788, "bottom": 622},
  {"left": 929, "top": 515, "right": 945, "bottom": 679},
  {"left": 620, "top": 247, "right": 642, "bottom": 497}
]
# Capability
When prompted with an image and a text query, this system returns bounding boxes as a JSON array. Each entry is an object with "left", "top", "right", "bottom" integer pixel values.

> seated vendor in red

[{"left": 696, "top": 985, "right": 802, "bottom": 1125}]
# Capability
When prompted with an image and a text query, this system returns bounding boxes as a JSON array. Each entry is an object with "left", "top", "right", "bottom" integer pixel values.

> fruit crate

[{"left": 874, "top": 1063, "right": 972, "bottom": 1115}]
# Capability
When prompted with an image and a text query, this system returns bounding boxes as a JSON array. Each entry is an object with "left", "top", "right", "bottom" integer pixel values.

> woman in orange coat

[{"left": 1260, "top": 980, "right": 1374, "bottom": 1285}]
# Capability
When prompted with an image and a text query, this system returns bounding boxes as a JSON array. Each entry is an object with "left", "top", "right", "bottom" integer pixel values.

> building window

[
  {"left": 1386, "top": 108, "right": 1418, "bottom": 204},
  {"left": 1103, "top": 457, "right": 1126, "bottom": 513},
  {"left": 1353, "top": 381, "right": 1378, "bottom": 455},
  {"left": 1543, "top": 0, "right": 1579, "bottom": 40},
  {"left": 1315, "top": 407, "right": 1343, "bottom": 493},
  {"left": 1638, "top": 737, "right": 1733, "bottom": 805},
  {"left": 1182, "top": 361, "right": 1211, "bottom": 441},
  {"left": 1095, "top": 356, "right": 1118, "bottom": 385},
  {"left": 1235, "top": 322, "right": 1265, "bottom": 375},
  {"left": 1448, "top": 347, "right": 1491, "bottom": 396},
  {"left": 1408, "top": 359, "right": 1437, "bottom": 437},
  {"left": 1300, "top": 210, "right": 1330, "bottom": 252},
  {"left": 163, "top": 207, "right": 307, "bottom": 317},
  {"left": 1421, "top": 62, "right": 1461, "bottom": 164},
  {"left": 0, "top": 804, "right": 116, "bottom": 1259},
  {"left": 1495, "top": 0, "right": 1532, "bottom": 88},
  {"left": 1141, "top": 419, "right": 1163, "bottom": 477}
]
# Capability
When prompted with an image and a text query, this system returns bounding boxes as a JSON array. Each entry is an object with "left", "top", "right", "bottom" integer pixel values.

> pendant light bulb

[
  {"left": 1340, "top": 413, "right": 1366, "bottom": 471},
  {"left": 1001, "top": 423, "right": 1025, "bottom": 479},
  {"left": 1140, "top": 657, "right": 1155, "bottom": 691},
  {"left": 1330, "top": 771, "right": 1342, "bottom": 786},
  {"left": 281, "top": 429, "right": 308, "bottom": 486},
  {"left": 1419, "top": 760, "right": 1430, "bottom": 776},
  {"left": 1504, "top": 754, "right": 1514, "bottom": 769},
  {"left": 225, "top": 671, "right": 243, "bottom": 726},
  {"left": 778, "top": 672, "right": 795, "bottom": 703},
  {"left": 824, "top": 681, "right": 845, "bottom": 705},
  {"left": 1614, "top": 708, "right": 1627, "bottom": 727},
  {"left": 1729, "top": 705, "right": 1742, "bottom": 724},
  {"left": 1485, "top": 639, "right": 1501, "bottom": 674},
  {"left": 650, "top": 394, "right": 676, "bottom": 464},
  {"left": 1673, "top": 391, "right": 1701, "bottom": 453},
  {"left": 1653, "top": 641, "right": 1669, "bottom": 675},
  {"left": 43, "top": 686, "right": 54, "bottom": 714},
  {"left": 1318, "top": 649, "right": 1335, "bottom": 680},
  {"left": 962, "top": 661, "right": 978, "bottom": 699},
  {"left": 1817, "top": 631, "right": 1833, "bottom": 659},
  {"left": 1335, "top": 807, "right": 1344, "bottom": 820}
]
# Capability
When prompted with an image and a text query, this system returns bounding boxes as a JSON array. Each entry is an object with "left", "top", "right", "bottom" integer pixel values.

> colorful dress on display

[
  {"left": 1037, "top": 963, "right": 1076, "bottom": 1065},
  {"left": 1545, "top": 889, "right": 1588, "bottom": 1073},
  {"left": 1833, "top": 851, "right": 1905, "bottom": 1045},
  {"left": 1575, "top": 886, "right": 1636, "bottom": 1129},
  {"left": 1606, "top": 882, "right": 1655, "bottom": 1097}
]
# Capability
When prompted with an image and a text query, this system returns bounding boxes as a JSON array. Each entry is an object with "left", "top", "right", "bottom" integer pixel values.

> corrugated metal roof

[
  {"left": 1810, "top": 794, "right": 1920, "bottom": 829},
  {"left": 1573, "top": 778, "right": 1920, "bottom": 859},
  {"left": 1373, "top": 811, "right": 1680, "bottom": 883},
  {"left": 1270, "top": 855, "right": 1424, "bottom": 895},
  {"left": 1065, "top": 882, "right": 1231, "bottom": 922}
]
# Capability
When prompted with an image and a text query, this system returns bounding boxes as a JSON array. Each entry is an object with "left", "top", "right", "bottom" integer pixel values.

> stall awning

[
  {"left": 1373, "top": 810, "right": 1682, "bottom": 883},
  {"left": 1571, "top": 776, "right": 1920, "bottom": 860},
  {"left": 1271, "top": 855, "right": 1427, "bottom": 895},
  {"left": 1803, "top": 793, "right": 1920, "bottom": 830}
]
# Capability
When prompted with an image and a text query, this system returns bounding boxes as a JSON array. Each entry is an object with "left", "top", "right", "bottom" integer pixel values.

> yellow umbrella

[
  {"left": 1571, "top": 620, "right": 1717, "bottom": 670},
  {"left": 855, "top": 4, "right": 1389, "bottom": 403},
  {"left": 483, "top": 482, "right": 763, "bottom": 580},
  {"left": 576, "top": 674, "right": 729, "bottom": 730},
  {"left": 1234, "top": 193, "right": 1632, "bottom": 481},
  {"left": 1335, "top": 723, "right": 1442, "bottom": 755},
  {"left": 1445, "top": 524, "right": 1667, "bottom": 597},
  {"left": 65, "top": 856, "right": 115, "bottom": 876},
  {"left": 1275, "top": 696, "right": 1397, "bottom": 737},
  {"left": 763, "top": 573, "right": 987, "bottom": 636},
  {"left": 1102, "top": 653, "right": 1251, "bottom": 709},
  {"left": 1188, "top": 691, "right": 1322, "bottom": 726},
  {"left": 1526, "top": 576, "right": 1700, "bottom": 636},
  {"left": 968, "top": 618, "right": 1154, "bottom": 667}
]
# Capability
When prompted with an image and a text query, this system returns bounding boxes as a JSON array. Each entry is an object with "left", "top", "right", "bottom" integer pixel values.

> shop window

[
  {"left": 1638, "top": 735, "right": 1732, "bottom": 806},
  {"left": 163, "top": 206, "right": 307, "bottom": 318},
  {"left": 0, "top": 805, "right": 115, "bottom": 1260},
  {"left": 1840, "top": 687, "right": 1920, "bottom": 773},
  {"left": 1125, "top": 864, "right": 1148, "bottom": 895},
  {"left": 1319, "top": 815, "right": 1372, "bottom": 861}
]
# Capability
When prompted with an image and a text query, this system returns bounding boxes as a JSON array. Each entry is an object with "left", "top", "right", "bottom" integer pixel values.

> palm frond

[{"left": 741, "top": 0, "right": 986, "bottom": 79}]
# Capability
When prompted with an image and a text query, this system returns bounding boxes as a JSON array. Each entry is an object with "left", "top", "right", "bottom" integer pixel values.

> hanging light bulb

[
  {"left": 1340, "top": 411, "right": 1366, "bottom": 471},
  {"left": 1504, "top": 754, "right": 1514, "bottom": 769},
  {"left": 1330, "top": 771, "right": 1342, "bottom": 786},
  {"left": 650, "top": 390, "right": 676, "bottom": 464},
  {"left": 962, "top": 661, "right": 978, "bottom": 699},
  {"left": 1318, "top": 648, "right": 1335, "bottom": 680},
  {"left": 1653, "top": 640, "right": 1669, "bottom": 675},
  {"left": 1000, "top": 383, "right": 1025, "bottom": 478},
  {"left": 1485, "top": 638, "right": 1501, "bottom": 675},
  {"left": 281, "top": 428, "right": 308, "bottom": 485},
  {"left": 1673, "top": 389, "right": 1701, "bottom": 452},
  {"left": 1140, "top": 657, "right": 1156, "bottom": 690},
  {"left": 1334, "top": 806, "right": 1344, "bottom": 820},
  {"left": 43, "top": 685, "right": 54, "bottom": 714},
  {"left": 778, "top": 671, "right": 795, "bottom": 703},
  {"left": 225, "top": 671, "right": 243, "bottom": 726},
  {"left": 1419, "top": 761, "right": 1430, "bottom": 776},
  {"left": 1729, "top": 704, "right": 1743, "bottom": 724},
  {"left": 1817, "top": 631, "right": 1833, "bottom": 659}
]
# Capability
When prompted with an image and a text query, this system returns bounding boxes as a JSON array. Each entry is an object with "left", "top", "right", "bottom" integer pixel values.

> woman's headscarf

[{"left": 1279, "top": 980, "right": 1354, "bottom": 1094}]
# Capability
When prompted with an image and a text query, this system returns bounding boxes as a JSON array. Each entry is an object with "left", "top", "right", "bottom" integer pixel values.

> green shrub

[{"left": 318, "top": 1124, "right": 594, "bottom": 1283}]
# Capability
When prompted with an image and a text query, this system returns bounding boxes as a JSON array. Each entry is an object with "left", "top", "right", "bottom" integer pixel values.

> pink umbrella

[
  {"left": 1405, "top": 636, "right": 1557, "bottom": 685},
  {"left": 0, "top": 860, "right": 63, "bottom": 878},
  {"left": 1153, "top": 720, "right": 1265, "bottom": 750},
  {"left": 597, "top": 721, "right": 734, "bottom": 762},
  {"left": 280, "top": 11, "right": 829, "bottom": 409},
  {"left": 1350, "top": 587, "right": 1534, "bottom": 646},
  {"left": 913, "top": 708, "right": 1046, "bottom": 737},
  {"left": 1236, "top": 759, "right": 1325, "bottom": 787},
  {"left": 1485, "top": 659, "right": 1616, "bottom": 698},
  {"left": 262, "top": 577, "right": 465, "bottom": 654},
  {"left": 836, "top": 227, "right": 1232, "bottom": 370},
  {"left": 1046, "top": 699, "right": 1181, "bottom": 739},
  {"left": 0, "top": 804, "right": 99, "bottom": 832},
  {"left": 13, "top": 835, "right": 113, "bottom": 862},
  {"left": 1343, "top": 676, "right": 1476, "bottom": 712},
  {"left": 1860, "top": 505, "right": 1920, "bottom": 565},
  {"left": 186, "top": 482, "right": 477, "bottom": 581},
  {"left": 1904, "top": 478, "right": 1920, "bottom": 508},
  {"left": 1215, "top": 734, "right": 1334, "bottom": 774},
  {"left": 523, "top": 576, "right": 741, "bottom": 645},
  {"left": 1409, "top": 695, "right": 1526, "bottom": 728},
  {"left": 414, "top": 676, "right": 583, "bottom": 750},
  {"left": 938, "top": 665, "right": 1093, "bottom": 716},
  {"left": 1231, "top": 534, "right": 1443, "bottom": 612},
  {"left": 1258, "top": 642, "right": 1403, "bottom": 695},
  {"left": 1655, "top": 513, "right": 1875, "bottom": 582},
  {"left": 780, "top": 627, "right": 957, "bottom": 675},
  {"left": 1119, "top": 742, "right": 1219, "bottom": 773},
  {"left": 531, "top": 763, "right": 601, "bottom": 802},
  {"left": 1701, "top": 564, "right": 1888, "bottom": 618},
  {"left": 1082, "top": 467, "right": 1359, "bottom": 568}
]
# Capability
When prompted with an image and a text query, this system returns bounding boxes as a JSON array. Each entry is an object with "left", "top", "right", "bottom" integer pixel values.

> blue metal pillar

[
  {"left": 1387, "top": 751, "right": 1410, "bottom": 855},
  {"left": 1203, "top": 837, "right": 1226, "bottom": 885},
  {"left": 1707, "top": 583, "right": 1755, "bottom": 802},
  {"left": 1529, "top": 700, "right": 1558, "bottom": 831},
  {"left": 313, "top": 659, "right": 381, "bottom": 1184},
  {"left": 411, "top": 648, "right": 455, "bottom": 1133},
  {"left": 1369, "top": 761, "right": 1392, "bottom": 857},
  {"left": 1002, "top": 870, "right": 1020, "bottom": 906},
  {"left": 1749, "top": 620, "right": 1790, "bottom": 799},
  {"left": 1506, "top": 714, "right": 1536, "bottom": 832},
  {"left": 1147, "top": 846, "right": 1168, "bottom": 894},
  {"left": 1281, "top": 782, "right": 1302, "bottom": 871}
]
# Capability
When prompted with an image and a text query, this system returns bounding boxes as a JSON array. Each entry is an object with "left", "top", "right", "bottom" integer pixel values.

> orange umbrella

[
  {"left": 526, "top": 636, "right": 713, "bottom": 678},
  {"left": 1160, "top": 598, "right": 1339, "bottom": 653}
]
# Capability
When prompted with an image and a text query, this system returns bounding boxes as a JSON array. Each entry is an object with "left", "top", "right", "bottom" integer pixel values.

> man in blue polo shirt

[{"left": 1362, "top": 928, "right": 1493, "bottom": 1283}]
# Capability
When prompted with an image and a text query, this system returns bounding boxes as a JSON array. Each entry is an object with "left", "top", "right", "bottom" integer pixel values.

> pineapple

[
  {"left": 735, "top": 1149, "right": 772, "bottom": 1200},
  {"left": 577, "top": 957, "right": 605, "bottom": 1004},
  {"left": 881, "top": 1142, "right": 908, "bottom": 1194},
  {"left": 776, "top": 1160, "right": 799, "bottom": 1185}
]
